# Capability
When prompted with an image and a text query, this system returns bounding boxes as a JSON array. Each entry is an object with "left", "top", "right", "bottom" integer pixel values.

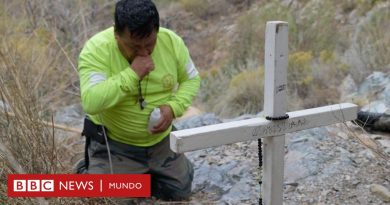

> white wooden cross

[{"left": 170, "top": 21, "right": 357, "bottom": 205}]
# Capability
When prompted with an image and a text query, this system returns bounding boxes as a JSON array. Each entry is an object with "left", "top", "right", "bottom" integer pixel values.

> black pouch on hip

[{"left": 82, "top": 117, "right": 107, "bottom": 145}]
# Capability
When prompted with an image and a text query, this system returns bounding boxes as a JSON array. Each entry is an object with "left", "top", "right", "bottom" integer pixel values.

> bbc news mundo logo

[
  {"left": 8, "top": 174, "right": 151, "bottom": 197},
  {"left": 14, "top": 180, "right": 54, "bottom": 192}
]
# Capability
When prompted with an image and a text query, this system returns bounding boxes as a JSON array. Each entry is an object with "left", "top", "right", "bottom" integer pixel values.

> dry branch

[{"left": 0, "top": 110, "right": 81, "bottom": 134}]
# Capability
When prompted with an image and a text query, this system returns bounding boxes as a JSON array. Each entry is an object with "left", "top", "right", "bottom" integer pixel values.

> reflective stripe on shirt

[{"left": 185, "top": 58, "right": 198, "bottom": 79}]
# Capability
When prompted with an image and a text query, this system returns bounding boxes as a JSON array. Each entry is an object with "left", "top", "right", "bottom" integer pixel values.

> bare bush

[
  {"left": 0, "top": 1, "right": 116, "bottom": 204},
  {"left": 214, "top": 67, "right": 264, "bottom": 117},
  {"left": 348, "top": 2, "right": 390, "bottom": 82}
]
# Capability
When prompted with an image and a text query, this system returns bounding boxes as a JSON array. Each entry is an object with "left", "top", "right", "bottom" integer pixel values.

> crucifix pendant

[{"left": 139, "top": 98, "right": 147, "bottom": 110}]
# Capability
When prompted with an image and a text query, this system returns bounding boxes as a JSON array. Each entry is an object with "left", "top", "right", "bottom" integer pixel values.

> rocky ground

[
  {"left": 175, "top": 115, "right": 390, "bottom": 205},
  {"left": 57, "top": 108, "right": 389, "bottom": 205},
  {"left": 55, "top": 72, "right": 390, "bottom": 204}
]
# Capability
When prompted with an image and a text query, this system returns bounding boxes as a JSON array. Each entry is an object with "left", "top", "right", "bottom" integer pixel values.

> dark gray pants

[{"left": 80, "top": 136, "right": 194, "bottom": 201}]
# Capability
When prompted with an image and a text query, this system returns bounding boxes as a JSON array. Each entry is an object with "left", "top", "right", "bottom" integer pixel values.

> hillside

[
  {"left": 0, "top": 0, "right": 389, "bottom": 204},
  {"left": 159, "top": 0, "right": 390, "bottom": 117}
]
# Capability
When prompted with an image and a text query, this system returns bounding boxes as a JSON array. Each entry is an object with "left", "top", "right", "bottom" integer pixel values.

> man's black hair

[{"left": 114, "top": 0, "right": 160, "bottom": 38}]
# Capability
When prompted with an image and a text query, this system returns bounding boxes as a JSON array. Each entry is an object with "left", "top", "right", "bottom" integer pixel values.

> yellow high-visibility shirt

[{"left": 78, "top": 27, "right": 200, "bottom": 146}]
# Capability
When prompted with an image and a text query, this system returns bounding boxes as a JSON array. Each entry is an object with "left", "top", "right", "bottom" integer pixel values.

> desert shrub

[
  {"left": 317, "top": 50, "right": 350, "bottom": 81},
  {"left": 197, "top": 0, "right": 389, "bottom": 115},
  {"left": 290, "top": 50, "right": 349, "bottom": 109},
  {"left": 287, "top": 50, "right": 349, "bottom": 109},
  {"left": 0, "top": 1, "right": 116, "bottom": 204},
  {"left": 294, "top": 0, "right": 343, "bottom": 54},
  {"left": 154, "top": 0, "right": 177, "bottom": 9},
  {"left": 230, "top": 2, "right": 297, "bottom": 70},
  {"left": 319, "top": 51, "right": 350, "bottom": 88},
  {"left": 288, "top": 51, "right": 314, "bottom": 98},
  {"left": 179, "top": 0, "right": 209, "bottom": 18},
  {"left": 200, "top": 1, "right": 298, "bottom": 116},
  {"left": 196, "top": 67, "right": 229, "bottom": 111},
  {"left": 213, "top": 67, "right": 264, "bottom": 117},
  {"left": 352, "top": 0, "right": 388, "bottom": 16},
  {"left": 179, "top": 0, "right": 248, "bottom": 20},
  {"left": 0, "top": 36, "right": 85, "bottom": 205},
  {"left": 349, "top": 2, "right": 390, "bottom": 82}
]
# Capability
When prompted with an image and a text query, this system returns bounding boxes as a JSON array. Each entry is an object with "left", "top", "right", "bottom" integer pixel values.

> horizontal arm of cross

[{"left": 170, "top": 103, "right": 357, "bottom": 153}]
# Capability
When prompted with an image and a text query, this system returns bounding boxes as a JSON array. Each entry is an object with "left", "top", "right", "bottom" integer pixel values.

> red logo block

[{"left": 8, "top": 174, "right": 151, "bottom": 197}]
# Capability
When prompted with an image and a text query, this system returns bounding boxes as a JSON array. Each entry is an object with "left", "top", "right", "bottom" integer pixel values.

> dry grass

[
  {"left": 0, "top": 28, "right": 104, "bottom": 205},
  {"left": 198, "top": 0, "right": 389, "bottom": 117},
  {"left": 0, "top": 1, "right": 117, "bottom": 204},
  {"left": 346, "top": 121, "right": 390, "bottom": 161},
  {"left": 0, "top": 0, "right": 389, "bottom": 203},
  {"left": 349, "top": 2, "right": 390, "bottom": 82},
  {"left": 213, "top": 66, "right": 264, "bottom": 117}
]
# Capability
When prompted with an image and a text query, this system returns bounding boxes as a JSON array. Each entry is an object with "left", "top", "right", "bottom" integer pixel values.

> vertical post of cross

[{"left": 262, "top": 21, "right": 289, "bottom": 205}]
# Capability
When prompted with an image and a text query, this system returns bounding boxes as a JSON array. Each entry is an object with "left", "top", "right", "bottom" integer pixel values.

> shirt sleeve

[
  {"left": 78, "top": 42, "right": 139, "bottom": 115},
  {"left": 165, "top": 35, "right": 201, "bottom": 118}
]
